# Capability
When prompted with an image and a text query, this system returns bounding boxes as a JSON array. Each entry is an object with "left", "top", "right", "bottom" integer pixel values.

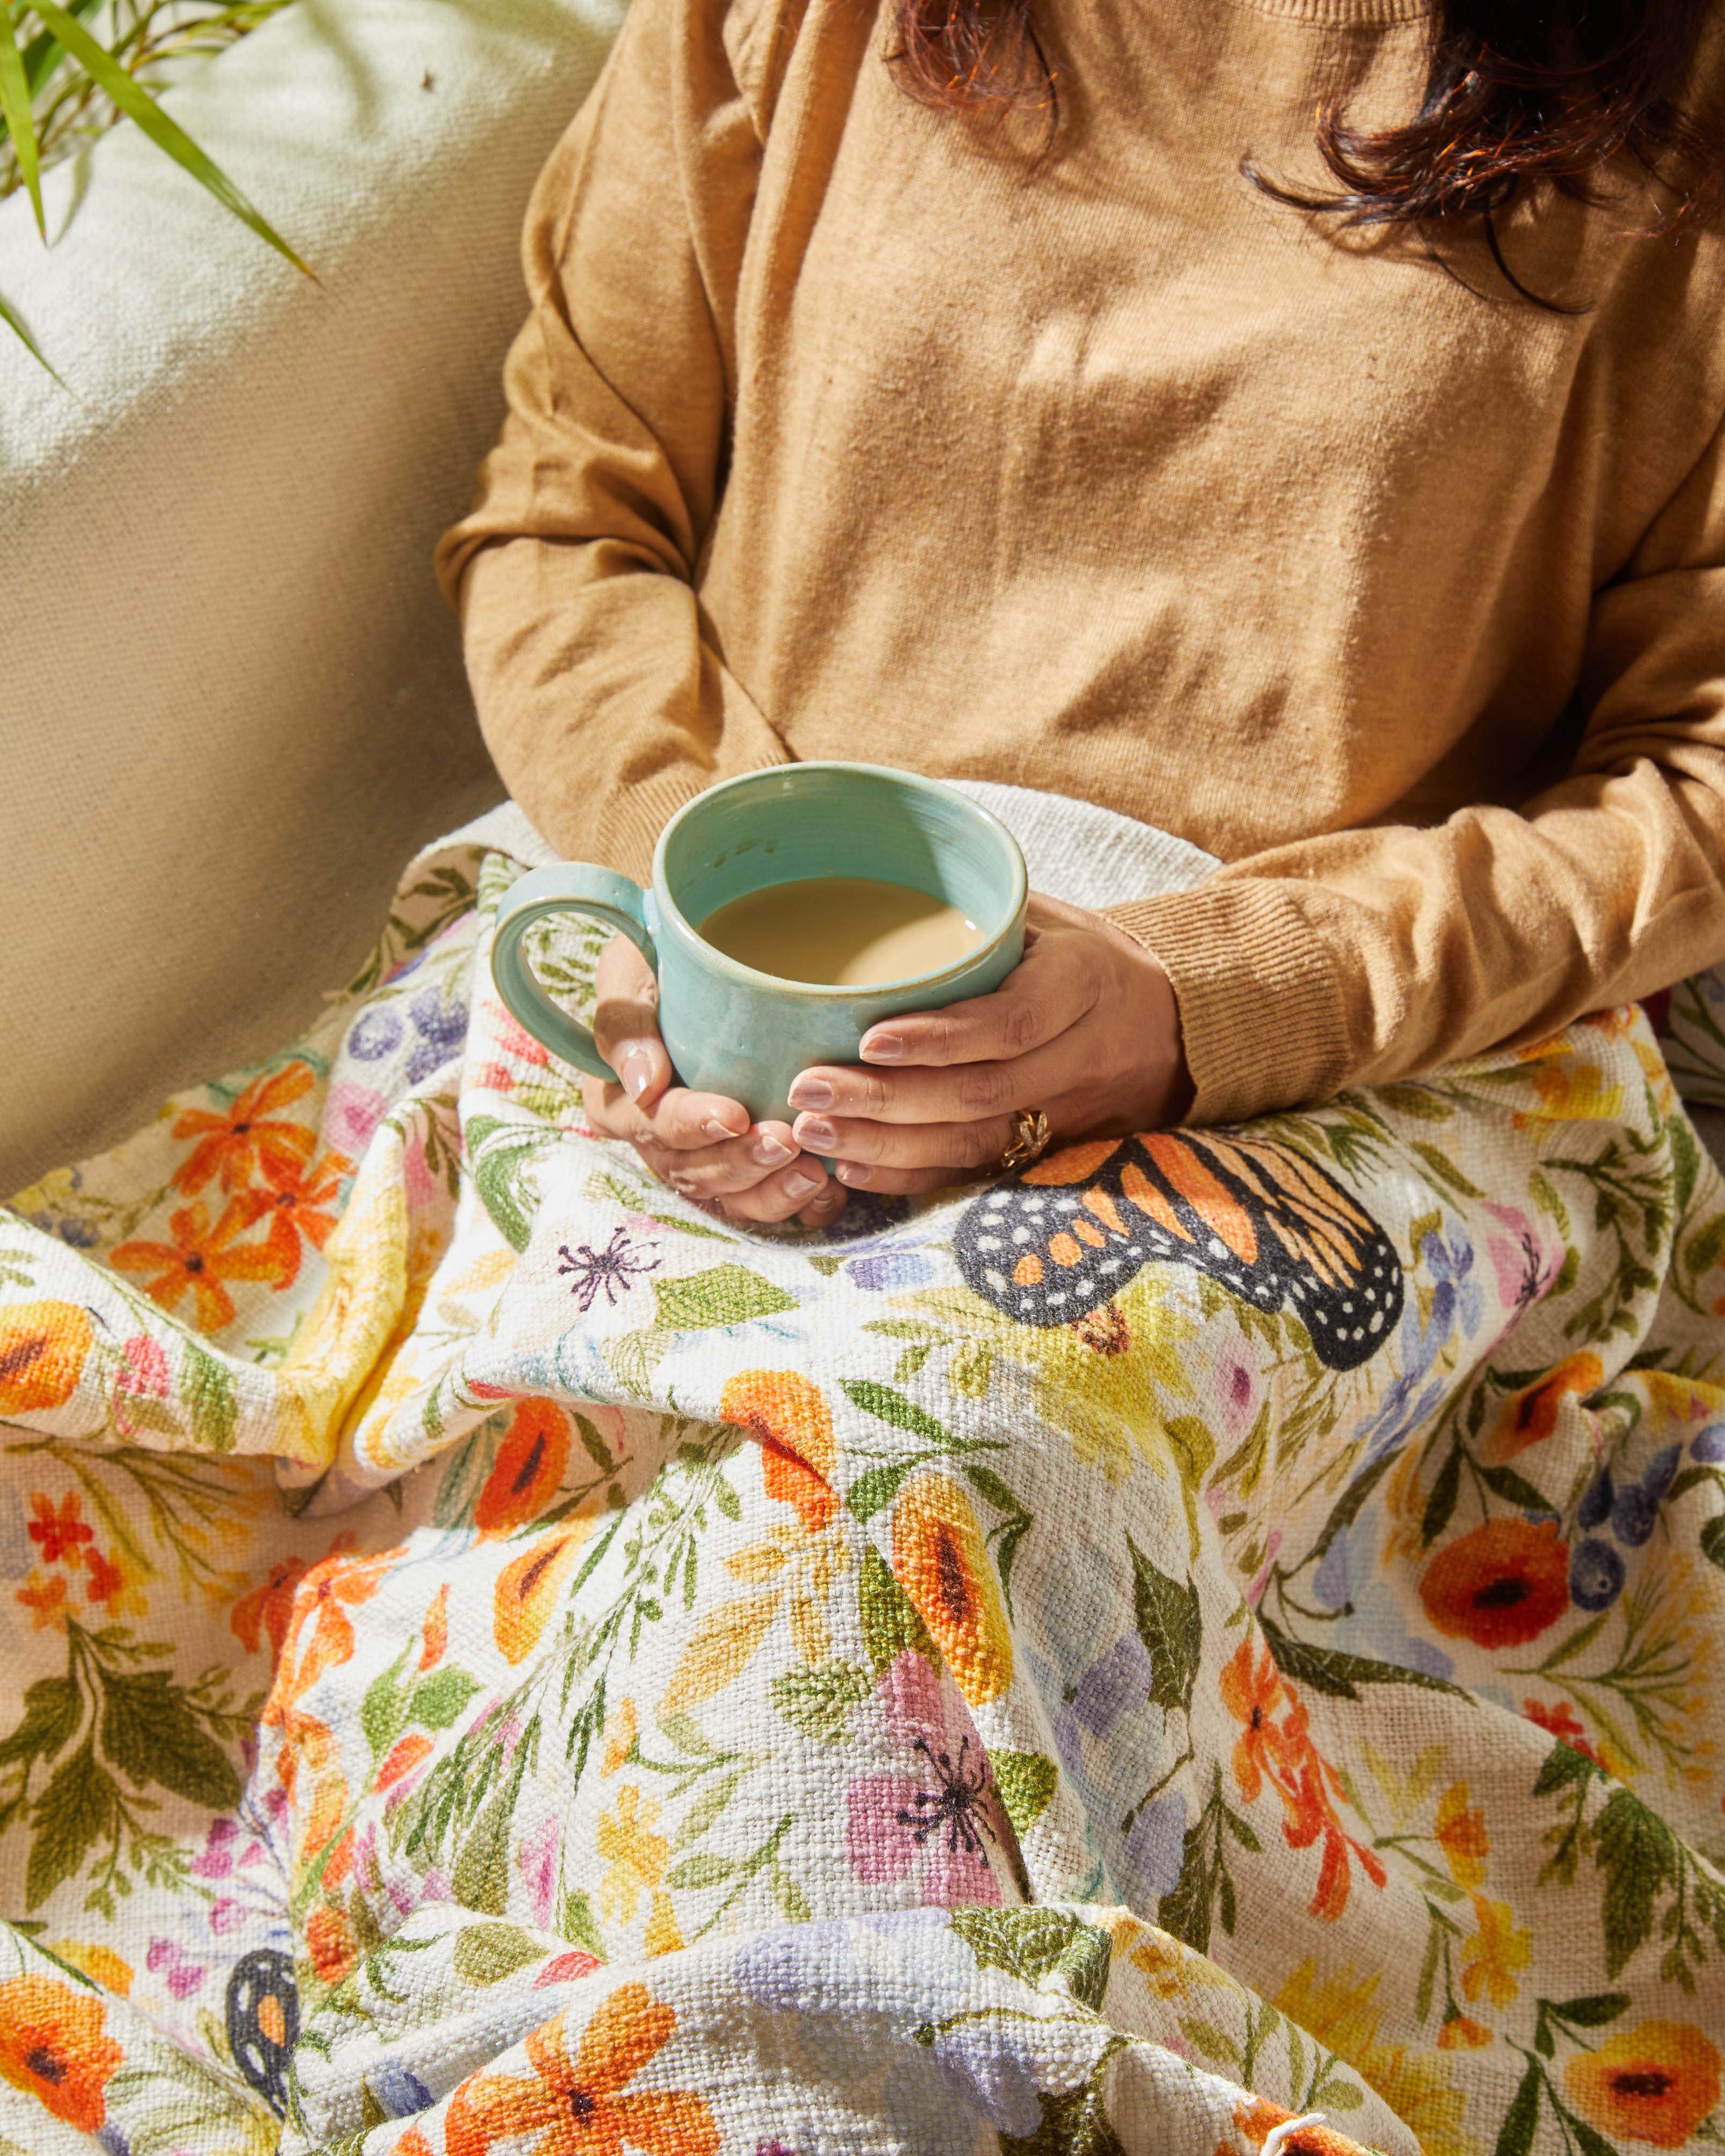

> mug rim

[{"left": 649, "top": 762, "right": 1029, "bottom": 999}]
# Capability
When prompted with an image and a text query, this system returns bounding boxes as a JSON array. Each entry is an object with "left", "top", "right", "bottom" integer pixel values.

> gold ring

[{"left": 998, "top": 1108, "right": 1051, "bottom": 1175}]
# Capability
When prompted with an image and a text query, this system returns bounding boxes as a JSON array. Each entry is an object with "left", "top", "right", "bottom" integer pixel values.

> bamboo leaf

[
  {"left": 0, "top": 0, "right": 44, "bottom": 237},
  {"left": 0, "top": 286, "right": 67, "bottom": 386},
  {"left": 29, "top": 0, "right": 312, "bottom": 277}
]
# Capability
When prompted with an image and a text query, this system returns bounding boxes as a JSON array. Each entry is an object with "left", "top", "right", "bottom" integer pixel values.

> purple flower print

[
  {"left": 1420, "top": 1229, "right": 1483, "bottom": 1343},
  {"left": 191, "top": 1817, "right": 239, "bottom": 1880},
  {"left": 1692, "top": 1422, "right": 1725, "bottom": 1464},
  {"left": 932, "top": 2021, "right": 1044, "bottom": 2137},
  {"left": 845, "top": 1653, "right": 1006, "bottom": 1906},
  {"left": 1215, "top": 1349, "right": 1262, "bottom": 1439},
  {"left": 406, "top": 988, "right": 469, "bottom": 1083},
  {"left": 347, "top": 1008, "right": 404, "bottom": 1063},
  {"left": 1571, "top": 1537, "right": 1626, "bottom": 1611}
]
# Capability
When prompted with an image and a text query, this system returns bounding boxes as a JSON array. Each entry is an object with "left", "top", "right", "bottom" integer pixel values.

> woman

[{"left": 435, "top": 0, "right": 1725, "bottom": 1228}]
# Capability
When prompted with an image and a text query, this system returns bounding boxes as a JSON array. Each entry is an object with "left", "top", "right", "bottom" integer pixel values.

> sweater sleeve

[
  {"left": 433, "top": 0, "right": 790, "bottom": 883},
  {"left": 1108, "top": 410, "right": 1725, "bottom": 1126}
]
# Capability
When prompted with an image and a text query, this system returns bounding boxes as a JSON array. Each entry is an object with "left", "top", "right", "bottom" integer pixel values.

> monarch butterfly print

[{"left": 954, "top": 1131, "right": 1404, "bottom": 1371}]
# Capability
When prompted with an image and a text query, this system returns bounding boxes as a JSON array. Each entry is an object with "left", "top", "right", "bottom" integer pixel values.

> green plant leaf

[
  {"left": 1421, "top": 1446, "right": 1462, "bottom": 1546},
  {"left": 26, "top": 1743, "right": 116, "bottom": 1908},
  {"left": 100, "top": 1668, "right": 241, "bottom": 1809},
  {"left": 1546, "top": 1992, "right": 1631, "bottom": 2028},
  {"left": 360, "top": 1658, "right": 407, "bottom": 1758},
  {"left": 0, "top": 0, "right": 43, "bottom": 236},
  {"left": 989, "top": 1749, "right": 1057, "bottom": 1835},
  {"left": 557, "top": 1886, "right": 603, "bottom": 1957},
  {"left": 475, "top": 1142, "right": 543, "bottom": 1253},
  {"left": 1494, "top": 2062, "right": 1543, "bottom": 2156},
  {"left": 183, "top": 1339, "right": 238, "bottom": 1453},
  {"left": 845, "top": 1460, "right": 911, "bottom": 1523},
  {"left": 652, "top": 1264, "right": 797, "bottom": 1330},
  {"left": 29, "top": 0, "right": 311, "bottom": 277},
  {"left": 1593, "top": 1788, "right": 1676, "bottom": 1978},
  {"left": 664, "top": 1849, "right": 734, "bottom": 1892}
]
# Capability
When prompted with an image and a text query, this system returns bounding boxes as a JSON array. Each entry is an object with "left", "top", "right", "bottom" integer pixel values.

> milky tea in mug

[{"left": 490, "top": 763, "right": 1028, "bottom": 1130}]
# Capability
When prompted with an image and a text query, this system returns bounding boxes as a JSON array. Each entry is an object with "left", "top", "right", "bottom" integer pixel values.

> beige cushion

[{"left": 0, "top": 0, "right": 624, "bottom": 1192}]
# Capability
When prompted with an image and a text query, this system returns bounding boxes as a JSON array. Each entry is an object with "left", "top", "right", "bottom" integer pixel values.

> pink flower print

[
  {"left": 191, "top": 1817, "right": 237, "bottom": 1879},
  {"left": 535, "top": 1950, "right": 602, "bottom": 1987},
  {"left": 403, "top": 1127, "right": 438, "bottom": 1211},
  {"left": 845, "top": 1652, "right": 1006, "bottom": 1907},
  {"left": 114, "top": 1332, "right": 172, "bottom": 1437},
  {"left": 323, "top": 1080, "right": 389, "bottom": 1156},
  {"left": 519, "top": 1812, "right": 559, "bottom": 1929},
  {"left": 1484, "top": 1204, "right": 1563, "bottom": 1325},
  {"left": 146, "top": 1936, "right": 207, "bottom": 1999},
  {"left": 485, "top": 1003, "right": 551, "bottom": 1069},
  {"left": 208, "top": 1898, "right": 248, "bottom": 1937},
  {"left": 1217, "top": 1349, "right": 1261, "bottom": 1439}
]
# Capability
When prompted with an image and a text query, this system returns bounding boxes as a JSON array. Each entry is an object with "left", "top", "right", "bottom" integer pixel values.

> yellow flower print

[
  {"left": 1513, "top": 1059, "right": 1624, "bottom": 1130},
  {"left": 45, "top": 1941, "right": 133, "bottom": 1996},
  {"left": 596, "top": 1785, "right": 670, "bottom": 1924},
  {"left": 1438, "top": 2015, "right": 1493, "bottom": 2050},
  {"left": 644, "top": 1888, "right": 684, "bottom": 1959},
  {"left": 1274, "top": 1958, "right": 1471, "bottom": 2156},
  {"left": 1434, "top": 1782, "right": 1488, "bottom": 1888},
  {"left": 1460, "top": 1893, "right": 1531, "bottom": 2009},
  {"left": 724, "top": 1515, "right": 850, "bottom": 1666}
]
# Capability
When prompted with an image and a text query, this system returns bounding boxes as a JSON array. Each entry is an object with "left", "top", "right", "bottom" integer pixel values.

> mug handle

[{"left": 491, "top": 863, "right": 659, "bottom": 1082}]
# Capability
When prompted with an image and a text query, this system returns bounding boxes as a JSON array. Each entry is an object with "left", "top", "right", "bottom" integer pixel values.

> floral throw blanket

[{"left": 2, "top": 815, "right": 1723, "bottom": 2156}]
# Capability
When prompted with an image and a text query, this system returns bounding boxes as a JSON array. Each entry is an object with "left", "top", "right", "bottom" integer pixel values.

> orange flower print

[
  {"left": 257, "top": 1147, "right": 352, "bottom": 1284},
  {"left": 1219, "top": 1634, "right": 1387, "bottom": 1924},
  {"left": 169, "top": 1061, "right": 317, "bottom": 1196},
  {"left": 1232, "top": 2096, "right": 1372, "bottom": 2156},
  {"left": 304, "top": 1902, "right": 359, "bottom": 1987},
  {"left": 1483, "top": 1353, "right": 1602, "bottom": 1464},
  {"left": 84, "top": 1546, "right": 145, "bottom": 1618},
  {"left": 16, "top": 1569, "right": 69, "bottom": 1631},
  {"left": 377, "top": 1732, "right": 434, "bottom": 1792},
  {"left": 446, "top": 1983, "right": 719, "bottom": 2156},
  {"left": 720, "top": 1370, "right": 837, "bottom": 1533},
  {"left": 1419, "top": 1518, "right": 1571, "bottom": 1649},
  {"left": 419, "top": 1582, "right": 449, "bottom": 1670},
  {"left": 475, "top": 1400, "right": 571, "bottom": 1538},
  {"left": 1438, "top": 2015, "right": 1493, "bottom": 2050},
  {"left": 0, "top": 1973, "right": 124, "bottom": 2132},
  {"left": 27, "top": 1489, "right": 93, "bottom": 1568},
  {"left": 280, "top": 1546, "right": 400, "bottom": 1698},
  {"left": 890, "top": 1471, "right": 1012, "bottom": 1702},
  {"left": 494, "top": 1523, "right": 591, "bottom": 1666},
  {"left": 231, "top": 1556, "right": 312, "bottom": 1658},
  {"left": 111, "top": 1193, "right": 291, "bottom": 1333},
  {"left": 1565, "top": 2021, "right": 1722, "bottom": 2148},
  {"left": 0, "top": 1301, "right": 93, "bottom": 1415}
]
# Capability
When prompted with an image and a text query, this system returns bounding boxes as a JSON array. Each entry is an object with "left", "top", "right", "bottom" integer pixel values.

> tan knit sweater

[{"left": 434, "top": 0, "right": 1725, "bottom": 1126}]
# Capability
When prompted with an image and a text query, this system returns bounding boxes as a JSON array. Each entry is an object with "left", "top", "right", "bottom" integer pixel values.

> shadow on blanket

[{"left": 3, "top": 818, "right": 1723, "bottom": 2156}]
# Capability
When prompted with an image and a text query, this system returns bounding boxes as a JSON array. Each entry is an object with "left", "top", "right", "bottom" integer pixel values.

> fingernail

[
  {"left": 836, "top": 1162, "right": 872, "bottom": 1187},
  {"left": 751, "top": 1132, "right": 795, "bottom": 1166},
  {"left": 785, "top": 1169, "right": 824, "bottom": 1200},
  {"left": 861, "top": 1031, "right": 904, "bottom": 1062},
  {"left": 703, "top": 1116, "right": 742, "bottom": 1142},
  {"left": 621, "top": 1047, "right": 654, "bottom": 1100},
  {"left": 793, "top": 1116, "right": 836, "bottom": 1151},
  {"left": 787, "top": 1075, "right": 834, "bottom": 1110}
]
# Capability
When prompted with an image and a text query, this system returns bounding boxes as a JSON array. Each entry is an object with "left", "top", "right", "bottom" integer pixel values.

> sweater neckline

[{"left": 1223, "top": 0, "right": 1431, "bottom": 24}]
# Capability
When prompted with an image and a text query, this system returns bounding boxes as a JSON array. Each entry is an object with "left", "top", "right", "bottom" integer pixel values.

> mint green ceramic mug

[{"left": 491, "top": 763, "right": 1029, "bottom": 1129}]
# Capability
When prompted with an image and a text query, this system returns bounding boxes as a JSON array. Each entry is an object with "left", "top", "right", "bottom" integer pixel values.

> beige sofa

[{"left": 0, "top": 0, "right": 624, "bottom": 1192}]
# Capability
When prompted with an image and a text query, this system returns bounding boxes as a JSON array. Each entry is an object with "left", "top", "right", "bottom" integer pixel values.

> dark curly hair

[{"left": 893, "top": 0, "right": 1724, "bottom": 255}]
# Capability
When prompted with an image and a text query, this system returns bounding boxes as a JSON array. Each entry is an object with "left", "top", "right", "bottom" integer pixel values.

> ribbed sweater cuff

[
  {"left": 600, "top": 769, "right": 721, "bottom": 886},
  {"left": 1104, "top": 882, "right": 1353, "bottom": 1125}
]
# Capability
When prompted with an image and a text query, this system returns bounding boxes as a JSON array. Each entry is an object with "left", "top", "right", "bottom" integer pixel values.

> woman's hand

[
  {"left": 785, "top": 892, "right": 1191, "bottom": 1193},
  {"left": 583, "top": 934, "right": 849, "bottom": 1228}
]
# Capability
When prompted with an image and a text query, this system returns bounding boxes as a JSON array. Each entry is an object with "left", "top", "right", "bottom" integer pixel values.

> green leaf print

[
  {"left": 1257, "top": 1614, "right": 1467, "bottom": 1701},
  {"left": 452, "top": 1923, "right": 544, "bottom": 1985},
  {"left": 769, "top": 1660, "right": 873, "bottom": 1745},
  {"left": 1421, "top": 1446, "right": 1463, "bottom": 1546},
  {"left": 474, "top": 1142, "right": 545, "bottom": 1254},
  {"left": 846, "top": 1461, "right": 912, "bottom": 1523},
  {"left": 1593, "top": 1788, "right": 1676, "bottom": 1978},
  {"left": 652, "top": 1264, "right": 798, "bottom": 1330},
  {"left": 990, "top": 1749, "right": 1058, "bottom": 1835},
  {"left": 100, "top": 1668, "right": 241, "bottom": 1810},
  {"left": 182, "top": 1340, "right": 239, "bottom": 1454},
  {"left": 26, "top": 1743, "right": 117, "bottom": 1908},
  {"left": 950, "top": 1907, "right": 1111, "bottom": 2006},
  {"left": 999, "top": 2076, "right": 1128, "bottom": 2156},
  {"left": 409, "top": 1668, "right": 482, "bottom": 1730},
  {"left": 858, "top": 1546, "right": 938, "bottom": 1674},
  {"left": 1494, "top": 2061, "right": 1543, "bottom": 2156},
  {"left": 0, "top": 1675, "right": 80, "bottom": 1768},
  {"left": 452, "top": 1791, "right": 513, "bottom": 1915},
  {"left": 838, "top": 1378, "right": 955, "bottom": 1449},
  {"left": 1126, "top": 1535, "right": 1201, "bottom": 1714},
  {"left": 1701, "top": 1512, "right": 1725, "bottom": 1572},
  {"left": 360, "top": 1657, "right": 408, "bottom": 1758}
]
